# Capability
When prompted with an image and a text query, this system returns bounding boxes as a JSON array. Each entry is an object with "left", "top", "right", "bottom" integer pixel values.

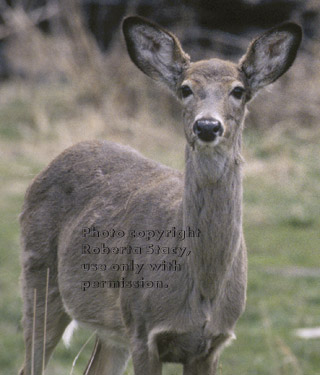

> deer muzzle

[{"left": 193, "top": 118, "right": 224, "bottom": 143}]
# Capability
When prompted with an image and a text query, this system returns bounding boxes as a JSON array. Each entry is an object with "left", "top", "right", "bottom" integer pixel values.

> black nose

[{"left": 193, "top": 118, "right": 223, "bottom": 142}]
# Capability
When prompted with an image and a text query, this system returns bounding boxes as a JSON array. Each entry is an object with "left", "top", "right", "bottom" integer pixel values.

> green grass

[
  {"left": 0, "top": 83, "right": 319, "bottom": 375},
  {"left": 0, "top": 99, "right": 34, "bottom": 140}
]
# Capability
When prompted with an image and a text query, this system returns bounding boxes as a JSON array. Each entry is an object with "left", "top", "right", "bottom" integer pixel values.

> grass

[{"left": 0, "top": 72, "right": 319, "bottom": 375}]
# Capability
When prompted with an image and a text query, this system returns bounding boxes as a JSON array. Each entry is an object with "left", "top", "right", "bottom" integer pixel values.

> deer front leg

[
  {"left": 183, "top": 354, "right": 218, "bottom": 375},
  {"left": 131, "top": 338, "right": 162, "bottom": 375},
  {"left": 84, "top": 337, "right": 129, "bottom": 375}
]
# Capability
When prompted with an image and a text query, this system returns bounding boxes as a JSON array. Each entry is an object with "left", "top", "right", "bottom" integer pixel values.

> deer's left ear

[
  {"left": 123, "top": 16, "right": 190, "bottom": 91},
  {"left": 239, "top": 23, "right": 302, "bottom": 96}
]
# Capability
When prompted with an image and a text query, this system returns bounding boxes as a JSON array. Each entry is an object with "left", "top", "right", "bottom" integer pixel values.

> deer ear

[
  {"left": 239, "top": 23, "right": 302, "bottom": 96},
  {"left": 122, "top": 16, "right": 190, "bottom": 91}
]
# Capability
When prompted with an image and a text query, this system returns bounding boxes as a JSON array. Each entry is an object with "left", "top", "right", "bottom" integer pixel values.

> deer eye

[
  {"left": 180, "top": 85, "right": 193, "bottom": 99},
  {"left": 230, "top": 86, "right": 245, "bottom": 100}
]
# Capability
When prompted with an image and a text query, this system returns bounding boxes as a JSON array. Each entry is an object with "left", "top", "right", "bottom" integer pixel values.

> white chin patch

[{"left": 196, "top": 137, "right": 221, "bottom": 148}]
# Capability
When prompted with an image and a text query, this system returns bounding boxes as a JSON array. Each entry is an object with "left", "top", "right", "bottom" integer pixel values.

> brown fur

[{"left": 19, "top": 16, "right": 301, "bottom": 375}]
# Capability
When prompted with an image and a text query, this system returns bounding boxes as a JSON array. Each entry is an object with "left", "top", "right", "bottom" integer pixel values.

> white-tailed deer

[{"left": 19, "top": 16, "right": 301, "bottom": 375}]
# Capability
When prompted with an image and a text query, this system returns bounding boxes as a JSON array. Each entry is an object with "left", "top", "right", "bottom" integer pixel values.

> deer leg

[
  {"left": 84, "top": 337, "right": 130, "bottom": 375},
  {"left": 183, "top": 355, "right": 218, "bottom": 375},
  {"left": 19, "top": 268, "right": 70, "bottom": 375},
  {"left": 131, "top": 339, "right": 162, "bottom": 375}
]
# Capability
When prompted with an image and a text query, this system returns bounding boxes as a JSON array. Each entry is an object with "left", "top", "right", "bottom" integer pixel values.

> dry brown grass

[
  {"left": 2, "top": 2, "right": 319, "bottom": 166},
  {"left": 0, "top": 1, "right": 319, "bottom": 202}
]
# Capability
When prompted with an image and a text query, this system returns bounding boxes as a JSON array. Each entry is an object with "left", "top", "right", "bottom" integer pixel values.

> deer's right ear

[
  {"left": 239, "top": 22, "right": 302, "bottom": 97},
  {"left": 122, "top": 16, "right": 190, "bottom": 91}
]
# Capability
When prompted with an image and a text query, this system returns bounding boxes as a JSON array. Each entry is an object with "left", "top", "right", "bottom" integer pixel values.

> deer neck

[{"left": 183, "top": 137, "right": 243, "bottom": 299}]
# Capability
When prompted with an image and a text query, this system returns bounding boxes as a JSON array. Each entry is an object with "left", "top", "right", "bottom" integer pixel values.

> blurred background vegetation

[{"left": 0, "top": 0, "right": 319, "bottom": 374}]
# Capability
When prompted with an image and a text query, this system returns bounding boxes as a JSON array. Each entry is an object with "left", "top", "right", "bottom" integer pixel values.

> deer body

[{"left": 19, "top": 16, "right": 301, "bottom": 375}]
